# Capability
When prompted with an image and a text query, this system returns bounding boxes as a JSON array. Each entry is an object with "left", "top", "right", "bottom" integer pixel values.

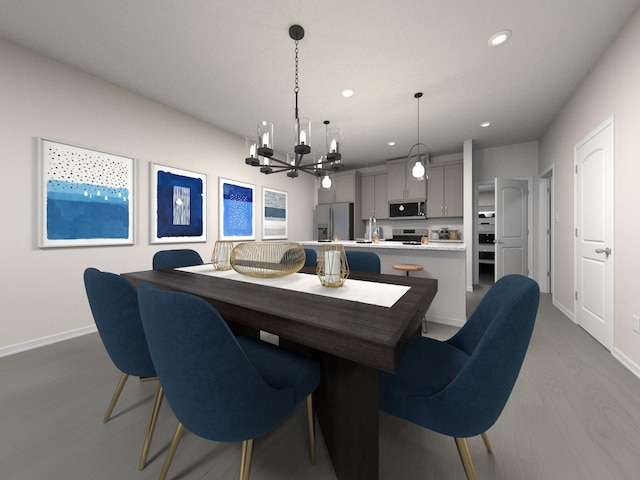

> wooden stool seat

[{"left": 392, "top": 263, "right": 424, "bottom": 275}]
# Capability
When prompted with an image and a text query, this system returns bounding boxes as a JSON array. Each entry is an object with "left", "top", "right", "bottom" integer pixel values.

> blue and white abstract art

[
  {"left": 219, "top": 177, "right": 255, "bottom": 241},
  {"left": 262, "top": 187, "right": 288, "bottom": 240},
  {"left": 39, "top": 139, "right": 135, "bottom": 247},
  {"left": 150, "top": 163, "right": 207, "bottom": 243}
]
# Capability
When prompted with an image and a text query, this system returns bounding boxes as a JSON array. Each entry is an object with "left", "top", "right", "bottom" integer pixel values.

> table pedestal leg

[{"left": 313, "top": 352, "right": 379, "bottom": 480}]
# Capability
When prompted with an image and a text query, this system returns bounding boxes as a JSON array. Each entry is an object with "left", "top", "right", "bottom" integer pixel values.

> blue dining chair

[
  {"left": 137, "top": 283, "right": 321, "bottom": 480},
  {"left": 83, "top": 268, "right": 164, "bottom": 471},
  {"left": 379, "top": 274, "right": 540, "bottom": 479},
  {"left": 152, "top": 249, "right": 203, "bottom": 270},
  {"left": 304, "top": 248, "right": 317, "bottom": 267},
  {"left": 345, "top": 250, "right": 381, "bottom": 273}
]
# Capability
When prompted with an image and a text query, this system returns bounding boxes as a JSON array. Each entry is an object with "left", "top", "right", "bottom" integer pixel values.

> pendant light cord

[{"left": 294, "top": 40, "right": 299, "bottom": 121}]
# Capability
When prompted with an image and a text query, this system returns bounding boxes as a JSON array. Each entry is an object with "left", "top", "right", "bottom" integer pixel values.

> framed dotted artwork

[
  {"left": 38, "top": 138, "right": 135, "bottom": 248},
  {"left": 218, "top": 177, "right": 255, "bottom": 241}
]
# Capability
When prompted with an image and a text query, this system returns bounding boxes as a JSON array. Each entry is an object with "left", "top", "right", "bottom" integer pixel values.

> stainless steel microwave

[{"left": 389, "top": 202, "right": 425, "bottom": 219}]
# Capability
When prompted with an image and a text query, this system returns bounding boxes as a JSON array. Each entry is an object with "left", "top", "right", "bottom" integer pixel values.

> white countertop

[{"left": 298, "top": 240, "right": 466, "bottom": 252}]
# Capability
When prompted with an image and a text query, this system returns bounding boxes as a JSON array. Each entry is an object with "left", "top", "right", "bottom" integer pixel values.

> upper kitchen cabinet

[
  {"left": 361, "top": 173, "right": 388, "bottom": 220},
  {"left": 386, "top": 159, "right": 426, "bottom": 202},
  {"left": 426, "top": 162, "right": 463, "bottom": 218},
  {"left": 318, "top": 170, "right": 361, "bottom": 204}
]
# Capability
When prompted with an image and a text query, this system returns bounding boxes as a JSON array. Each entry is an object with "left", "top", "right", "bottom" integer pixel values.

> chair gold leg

[
  {"left": 454, "top": 437, "right": 478, "bottom": 480},
  {"left": 306, "top": 394, "right": 316, "bottom": 464},
  {"left": 139, "top": 383, "right": 164, "bottom": 470},
  {"left": 159, "top": 422, "right": 185, "bottom": 480},
  {"left": 239, "top": 439, "right": 254, "bottom": 480},
  {"left": 480, "top": 432, "right": 493, "bottom": 454},
  {"left": 103, "top": 373, "right": 129, "bottom": 423}
]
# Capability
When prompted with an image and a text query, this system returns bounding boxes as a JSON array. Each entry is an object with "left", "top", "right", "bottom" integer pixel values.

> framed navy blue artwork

[
  {"left": 219, "top": 177, "right": 255, "bottom": 241},
  {"left": 150, "top": 163, "right": 207, "bottom": 243},
  {"left": 38, "top": 138, "right": 135, "bottom": 248}
]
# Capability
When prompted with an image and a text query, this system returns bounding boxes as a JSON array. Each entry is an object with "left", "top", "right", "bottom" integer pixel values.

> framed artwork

[
  {"left": 262, "top": 187, "right": 288, "bottom": 240},
  {"left": 38, "top": 138, "right": 135, "bottom": 248},
  {"left": 219, "top": 177, "right": 255, "bottom": 241},
  {"left": 150, "top": 163, "right": 207, "bottom": 243}
]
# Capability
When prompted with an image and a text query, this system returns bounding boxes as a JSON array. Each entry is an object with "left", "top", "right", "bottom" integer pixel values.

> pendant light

[
  {"left": 408, "top": 92, "right": 428, "bottom": 180},
  {"left": 244, "top": 25, "right": 344, "bottom": 180}
]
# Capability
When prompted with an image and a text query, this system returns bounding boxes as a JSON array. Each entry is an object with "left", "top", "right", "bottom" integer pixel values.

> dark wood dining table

[{"left": 122, "top": 266, "right": 437, "bottom": 480}]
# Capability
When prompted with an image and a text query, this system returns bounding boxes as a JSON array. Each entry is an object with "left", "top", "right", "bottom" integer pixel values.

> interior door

[
  {"left": 575, "top": 118, "right": 614, "bottom": 350},
  {"left": 495, "top": 178, "right": 529, "bottom": 280}
]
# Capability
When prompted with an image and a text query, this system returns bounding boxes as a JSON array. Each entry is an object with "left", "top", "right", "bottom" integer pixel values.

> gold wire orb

[{"left": 231, "top": 242, "right": 306, "bottom": 278}]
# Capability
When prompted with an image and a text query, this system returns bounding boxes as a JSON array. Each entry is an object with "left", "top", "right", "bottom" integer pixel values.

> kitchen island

[{"left": 299, "top": 240, "right": 466, "bottom": 326}]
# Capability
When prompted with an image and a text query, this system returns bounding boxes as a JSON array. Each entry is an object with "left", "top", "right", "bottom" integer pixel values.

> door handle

[
  {"left": 495, "top": 239, "right": 504, "bottom": 244},
  {"left": 595, "top": 247, "right": 611, "bottom": 258}
]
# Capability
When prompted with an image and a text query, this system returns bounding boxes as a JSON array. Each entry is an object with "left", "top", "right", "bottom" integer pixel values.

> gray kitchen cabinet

[
  {"left": 318, "top": 170, "right": 360, "bottom": 204},
  {"left": 386, "top": 159, "right": 426, "bottom": 202},
  {"left": 361, "top": 173, "right": 388, "bottom": 220},
  {"left": 426, "top": 162, "right": 463, "bottom": 218}
]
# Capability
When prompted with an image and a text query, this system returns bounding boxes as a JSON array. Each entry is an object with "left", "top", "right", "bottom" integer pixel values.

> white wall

[
  {"left": 473, "top": 141, "right": 539, "bottom": 182},
  {"left": 0, "top": 40, "right": 315, "bottom": 355},
  {"left": 539, "top": 9, "right": 640, "bottom": 372}
]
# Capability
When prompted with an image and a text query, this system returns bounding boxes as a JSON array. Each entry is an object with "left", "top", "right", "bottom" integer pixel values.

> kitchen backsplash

[{"left": 366, "top": 218, "right": 463, "bottom": 239}]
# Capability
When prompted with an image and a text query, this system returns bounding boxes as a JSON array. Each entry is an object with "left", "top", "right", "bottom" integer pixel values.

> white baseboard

[
  {"left": 426, "top": 314, "right": 466, "bottom": 328},
  {"left": 0, "top": 325, "right": 97, "bottom": 358},
  {"left": 612, "top": 348, "right": 640, "bottom": 381},
  {"left": 553, "top": 298, "right": 574, "bottom": 322}
]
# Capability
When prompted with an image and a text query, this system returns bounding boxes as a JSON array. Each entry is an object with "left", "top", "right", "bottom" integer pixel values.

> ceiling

[{"left": 1, "top": 0, "right": 639, "bottom": 170}]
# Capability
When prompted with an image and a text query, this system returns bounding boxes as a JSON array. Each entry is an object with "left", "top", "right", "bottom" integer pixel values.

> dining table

[{"left": 122, "top": 264, "right": 437, "bottom": 480}]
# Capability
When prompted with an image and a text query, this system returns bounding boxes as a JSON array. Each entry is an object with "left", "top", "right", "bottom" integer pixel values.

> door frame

[
  {"left": 538, "top": 166, "right": 554, "bottom": 294},
  {"left": 472, "top": 180, "right": 495, "bottom": 285},
  {"left": 473, "top": 177, "right": 532, "bottom": 284}
]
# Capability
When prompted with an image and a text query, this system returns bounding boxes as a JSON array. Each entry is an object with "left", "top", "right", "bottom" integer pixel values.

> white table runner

[{"left": 176, "top": 264, "right": 410, "bottom": 308}]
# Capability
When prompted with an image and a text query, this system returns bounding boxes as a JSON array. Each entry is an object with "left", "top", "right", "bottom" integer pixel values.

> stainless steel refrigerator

[{"left": 316, "top": 203, "right": 355, "bottom": 241}]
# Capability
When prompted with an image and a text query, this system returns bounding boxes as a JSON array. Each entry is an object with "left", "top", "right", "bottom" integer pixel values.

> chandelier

[
  {"left": 408, "top": 92, "right": 429, "bottom": 180},
  {"left": 245, "top": 25, "right": 343, "bottom": 187}
]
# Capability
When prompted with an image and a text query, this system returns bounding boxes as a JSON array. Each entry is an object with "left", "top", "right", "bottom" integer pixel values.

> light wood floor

[{"left": 2, "top": 288, "right": 640, "bottom": 479}]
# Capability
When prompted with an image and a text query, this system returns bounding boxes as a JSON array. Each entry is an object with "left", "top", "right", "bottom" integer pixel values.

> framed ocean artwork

[
  {"left": 262, "top": 187, "right": 288, "bottom": 240},
  {"left": 150, "top": 163, "right": 207, "bottom": 243},
  {"left": 38, "top": 138, "right": 135, "bottom": 248},
  {"left": 219, "top": 177, "right": 255, "bottom": 241}
]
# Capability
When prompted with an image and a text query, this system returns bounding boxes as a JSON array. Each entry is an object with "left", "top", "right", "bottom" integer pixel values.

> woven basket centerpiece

[{"left": 230, "top": 242, "right": 306, "bottom": 278}]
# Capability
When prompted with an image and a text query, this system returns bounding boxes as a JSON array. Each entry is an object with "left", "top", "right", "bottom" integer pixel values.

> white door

[
  {"left": 495, "top": 178, "right": 529, "bottom": 280},
  {"left": 575, "top": 118, "right": 614, "bottom": 350}
]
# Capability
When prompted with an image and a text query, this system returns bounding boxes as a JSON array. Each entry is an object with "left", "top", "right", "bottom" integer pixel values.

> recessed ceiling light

[
  {"left": 480, "top": 121, "right": 492, "bottom": 128},
  {"left": 488, "top": 30, "right": 511, "bottom": 47},
  {"left": 387, "top": 141, "right": 396, "bottom": 146},
  {"left": 341, "top": 88, "right": 354, "bottom": 98}
]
